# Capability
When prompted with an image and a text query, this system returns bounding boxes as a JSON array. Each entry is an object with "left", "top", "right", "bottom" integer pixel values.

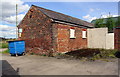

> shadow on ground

[
  {"left": 115, "top": 51, "right": 120, "bottom": 58},
  {"left": 2, "top": 60, "right": 20, "bottom": 77}
]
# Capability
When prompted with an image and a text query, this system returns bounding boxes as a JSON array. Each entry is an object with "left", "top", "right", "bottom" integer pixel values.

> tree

[
  {"left": 106, "top": 17, "right": 116, "bottom": 32},
  {"left": 94, "top": 15, "right": 117, "bottom": 32},
  {"left": 115, "top": 16, "right": 120, "bottom": 26},
  {"left": 94, "top": 18, "right": 104, "bottom": 28}
]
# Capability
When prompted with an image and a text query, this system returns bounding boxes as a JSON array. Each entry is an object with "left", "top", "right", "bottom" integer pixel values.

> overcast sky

[{"left": 0, "top": 0, "right": 119, "bottom": 38}]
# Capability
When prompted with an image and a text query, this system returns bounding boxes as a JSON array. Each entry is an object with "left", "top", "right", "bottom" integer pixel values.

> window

[
  {"left": 18, "top": 28, "right": 22, "bottom": 37},
  {"left": 70, "top": 29, "right": 76, "bottom": 38},
  {"left": 19, "top": 28, "right": 22, "bottom": 33},
  {"left": 18, "top": 33, "right": 22, "bottom": 37},
  {"left": 82, "top": 31, "right": 87, "bottom": 38}
]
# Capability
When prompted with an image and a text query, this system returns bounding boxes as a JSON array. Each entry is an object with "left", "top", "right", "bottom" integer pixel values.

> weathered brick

[
  {"left": 54, "top": 23, "right": 87, "bottom": 52},
  {"left": 18, "top": 5, "right": 91, "bottom": 55},
  {"left": 18, "top": 6, "right": 53, "bottom": 55}
]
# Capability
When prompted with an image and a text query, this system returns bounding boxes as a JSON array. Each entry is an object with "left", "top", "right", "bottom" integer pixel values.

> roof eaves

[{"left": 53, "top": 19, "right": 94, "bottom": 28}]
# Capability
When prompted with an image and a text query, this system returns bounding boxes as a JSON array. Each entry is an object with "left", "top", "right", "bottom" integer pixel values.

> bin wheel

[
  {"left": 23, "top": 52, "right": 25, "bottom": 55},
  {"left": 15, "top": 54, "right": 18, "bottom": 57},
  {"left": 11, "top": 54, "right": 16, "bottom": 56}
]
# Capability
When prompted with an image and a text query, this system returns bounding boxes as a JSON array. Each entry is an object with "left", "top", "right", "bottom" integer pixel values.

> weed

[
  {"left": 30, "top": 52, "right": 34, "bottom": 55},
  {"left": 42, "top": 54, "right": 46, "bottom": 56}
]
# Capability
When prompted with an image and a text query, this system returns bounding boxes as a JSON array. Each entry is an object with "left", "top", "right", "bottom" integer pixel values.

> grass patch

[
  {"left": 1, "top": 49, "right": 9, "bottom": 54},
  {"left": 0, "top": 43, "right": 8, "bottom": 48}
]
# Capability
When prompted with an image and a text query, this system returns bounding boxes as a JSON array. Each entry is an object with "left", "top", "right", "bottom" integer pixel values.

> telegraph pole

[
  {"left": 100, "top": 14, "right": 103, "bottom": 19},
  {"left": 109, "top": 12, "right": 111, "bottom": 17},
  {"left": 15, "top": 4, "right": 18, "bottom": 56},
  {"left": 16, "top": 4, "right": 18, "bottom": 39}
]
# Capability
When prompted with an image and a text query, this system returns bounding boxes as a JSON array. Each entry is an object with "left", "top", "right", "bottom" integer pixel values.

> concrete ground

[{"left": 1, "top": 53, "right": 119, "bottom": 75}]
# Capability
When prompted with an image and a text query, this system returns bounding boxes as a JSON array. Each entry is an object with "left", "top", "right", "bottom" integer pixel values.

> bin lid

[{"left": 8, "top": 40, "right": 25, "bottom": 42}]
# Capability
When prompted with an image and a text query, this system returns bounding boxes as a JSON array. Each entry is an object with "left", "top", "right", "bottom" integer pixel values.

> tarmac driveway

[{"left": 1, "top": 53, "right": 119, "bottom": 75}]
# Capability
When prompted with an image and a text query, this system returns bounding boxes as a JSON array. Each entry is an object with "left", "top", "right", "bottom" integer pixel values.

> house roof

[{"left": 32, "top": 5, "right": 94, "bottom": 28}]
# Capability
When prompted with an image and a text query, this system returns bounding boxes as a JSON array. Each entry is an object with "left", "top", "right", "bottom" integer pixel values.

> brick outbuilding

[{"left": 18, "top": 5, "right": 94, "bottom": 55}]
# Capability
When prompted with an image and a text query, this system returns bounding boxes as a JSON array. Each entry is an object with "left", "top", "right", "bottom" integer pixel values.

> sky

[{"left": 0, "top": 0, "right": 119, "bottom": 38}]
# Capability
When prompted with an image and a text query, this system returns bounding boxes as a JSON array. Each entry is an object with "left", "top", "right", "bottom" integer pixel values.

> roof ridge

[{"left": 33, "top": 5, "right": 89, "bottom": 22}]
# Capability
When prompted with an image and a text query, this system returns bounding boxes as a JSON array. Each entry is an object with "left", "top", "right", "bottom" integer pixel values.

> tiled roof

[{"left": 32, "top": 5, "right": 94, "bottom": 28}]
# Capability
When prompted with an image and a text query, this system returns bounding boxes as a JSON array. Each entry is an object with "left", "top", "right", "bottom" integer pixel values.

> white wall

[
  {"left": 106, "top": 33, "right": 114, "bottom": 49},
  {"left": 87, "top": 28, "right": 114, "bottom": 49}
]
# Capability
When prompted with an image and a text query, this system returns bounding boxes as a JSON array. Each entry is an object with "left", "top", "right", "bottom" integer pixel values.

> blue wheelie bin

[{"left": 8, "top": 40, "right": 25, "bottom": 56}]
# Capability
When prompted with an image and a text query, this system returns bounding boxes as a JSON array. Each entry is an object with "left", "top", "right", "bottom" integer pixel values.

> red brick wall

[
  {"left": 114, "top": 28, "right": 120, "bottom": 50},
  {"left": 18, "top": 6, "right": 54, "bottom": 55},
  {"left": 53, "top": 23, "right": 87, "bottom": 53},
  {"left": 18, "top": 6, "right": 88, "bottom": 54}
]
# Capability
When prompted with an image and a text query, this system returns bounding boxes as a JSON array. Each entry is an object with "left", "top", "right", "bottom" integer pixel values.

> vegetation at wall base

[
  {"left": 22, "top": 48, "right": 118, "bottom": 61},
  {"left": 63, "top": 48, "right": 118, "bottom": 61},
  {"left": 90, "top": 49, "right": 117, "bottom": 61}
]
